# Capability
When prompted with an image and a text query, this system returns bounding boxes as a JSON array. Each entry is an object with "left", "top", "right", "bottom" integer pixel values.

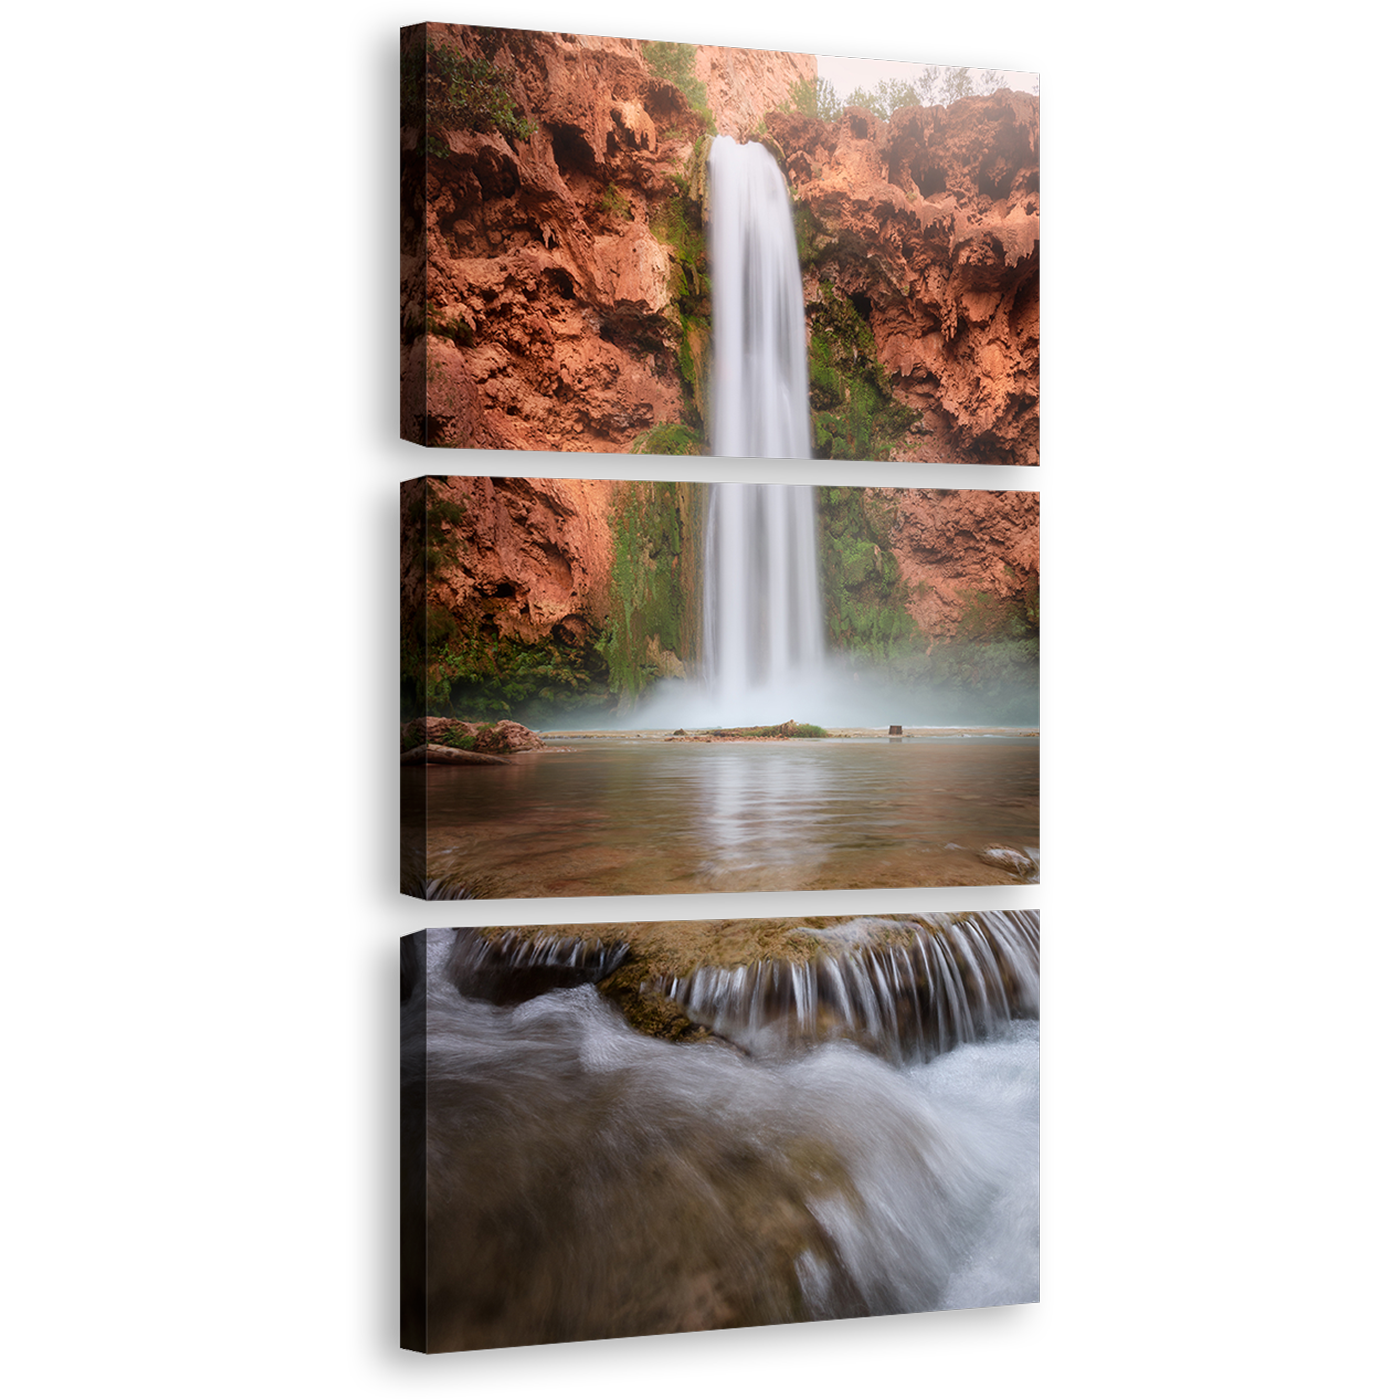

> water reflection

[{"left": 405, "top": 736, "right": 1038, "bottom": 899}]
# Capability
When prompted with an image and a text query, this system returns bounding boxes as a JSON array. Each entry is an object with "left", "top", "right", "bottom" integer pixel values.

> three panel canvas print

[{"left": 399, "top": 19, "right": 1040, "bottom": 1355}]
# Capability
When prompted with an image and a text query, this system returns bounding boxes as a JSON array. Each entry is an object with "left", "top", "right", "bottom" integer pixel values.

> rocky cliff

[
  {"left": 877, "top": 488, "right": 1039, "bottom": 639},
  {"left": 414, "top": 476, "right": 621, "bottom": 647},
  {"left": 402, "top": 26, "right": 1038, "bottom": 463},
  {"left": 401, "top": 475, "right": 706, "bottom": 722},
  {"left": 768, "top": 97, "right": 1039, "bottom": 463},
  {"left": 402, "top": 25, "right": 760, "bottom": 453},
  {"left": 694, "top": 46, "right": 815, "bottom": 138}
]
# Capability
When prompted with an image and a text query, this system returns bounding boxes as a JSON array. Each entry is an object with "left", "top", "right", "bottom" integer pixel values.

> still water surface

[{"left": 403, "top": 736, "right": 1038, "bottom": 898}]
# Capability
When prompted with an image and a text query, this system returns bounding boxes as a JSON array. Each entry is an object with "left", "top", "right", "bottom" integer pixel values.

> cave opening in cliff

[
  {"left": 977, "top": 161, "right": 1013, "bottom": 201},
  {"left": 549, "top": 124, "right": 596, "bottom": 178},
  {"left": 911, "top": 165, "right": 947, "bottom": 198}
]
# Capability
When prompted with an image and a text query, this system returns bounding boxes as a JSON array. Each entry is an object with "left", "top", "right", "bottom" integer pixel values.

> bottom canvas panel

[{"left": 401, "top": 913, "right": 1040, "bottom": 1352}]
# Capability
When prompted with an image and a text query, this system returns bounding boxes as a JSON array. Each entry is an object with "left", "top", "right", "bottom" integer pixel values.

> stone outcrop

[
  {"left": 877, "top": 488, "right": 1039, "bottom": 638},
  {"left": 767, "top": 96, "right": 1039, "bottom": 463},
  {"left": 409, "top": 476, "right": 620, "bottom": 648},
  {"left": 694, "top": 46, "right": 815, "bottom": 138},
  {"left": 400, "top": 717, "right": 549, "bottom": 764},
  {"left": 401, "top": 744, "right": 509, "bottom": 766}
]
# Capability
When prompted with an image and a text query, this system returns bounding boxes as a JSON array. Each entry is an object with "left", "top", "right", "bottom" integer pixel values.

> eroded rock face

[
  {"left": 768, "top": 95, "right": 1039, "bottom": 464},
  {"left": 876, "top": 487, "right": 1040, "bottom": 638},
  {"left": 410, "top": 477, "right": 620, "bottom": 646},
  {"left": 694, "top": 46, "right": 816, "bottom": 138},
  {"left": 403, "top": 25, "right": 709, "bottom": 452}
]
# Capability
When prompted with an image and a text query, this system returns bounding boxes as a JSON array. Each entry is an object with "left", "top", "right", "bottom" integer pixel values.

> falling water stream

[
  {"left": 702, "top": 481, "right": 825, "bottom": 719},
  {"left": 708, "top": 135, "right": 811, "bottom": 459},
  {"left": 402, "top": 919, "right": 1039, "bottom": 1351}
]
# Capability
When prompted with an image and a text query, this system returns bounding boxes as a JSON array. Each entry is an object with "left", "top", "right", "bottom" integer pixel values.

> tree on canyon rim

[{"left": 914, "top": 65, "right": 1014, "bottom": 106}]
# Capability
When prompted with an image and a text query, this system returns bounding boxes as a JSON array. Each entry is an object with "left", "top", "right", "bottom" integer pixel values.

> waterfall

[
  {"left": 658, "top": 910, "right": 1039, "bottom": 1063},
  {"left": 702, "top": 481, "right": 824, "bottom": 716},
  {"left": 708, "top": 136, "right": 810, "bottom": 458},
  {"left": 442, "top": 928, "right": 628, "bottom": 1004}
]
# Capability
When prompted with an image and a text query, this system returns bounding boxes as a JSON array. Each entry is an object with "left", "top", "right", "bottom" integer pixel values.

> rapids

[{"left": 401, "top": 922, "right": 1039, "bottom": 1351}]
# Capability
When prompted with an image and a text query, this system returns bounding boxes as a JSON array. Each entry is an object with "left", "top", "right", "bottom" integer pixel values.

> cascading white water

[
  {"left": 708, "top": 136, "right": 811, "bottom": 459},
  {"left": 403, "top": 925, "right": 1038, "bottom": 1350},
  {"left": 702, "top": 482, "right": 825, "bottom": 717},
  {"left": 659, "top": 910, "right": 1040, "bottom": 1062}
]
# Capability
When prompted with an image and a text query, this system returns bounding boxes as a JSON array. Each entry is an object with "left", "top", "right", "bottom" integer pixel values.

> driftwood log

[{"left": 400, "top": 744, "right": 510, "bottom": 766}]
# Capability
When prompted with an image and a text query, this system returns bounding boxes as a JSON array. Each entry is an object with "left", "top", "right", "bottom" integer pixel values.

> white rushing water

[
  {"left": 403, "top": 924, "right": 1039, "bottom": 1351},
  {"left": 708, "top": 136, "right": 811, "bottom": 459},
  {"left": 702, "top": 481, "right": 825, "bottom": 720},
  {"left": 660, "top": 910, "right": 1040, "bottom": 1062}
]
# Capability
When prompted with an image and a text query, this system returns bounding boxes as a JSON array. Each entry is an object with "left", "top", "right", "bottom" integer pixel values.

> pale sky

[{"left": 818, "top": 54, "right": 1037, "bottom": 103}]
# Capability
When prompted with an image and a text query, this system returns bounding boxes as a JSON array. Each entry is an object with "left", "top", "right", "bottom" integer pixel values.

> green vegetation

[
  {"left": 843, "top": 78, "right": 920, "bottom": 122},
  {"left": 630, "top": 423, "right": 703, "bottom": 456},
  {"left": 640, "top": 42, "right": 716, "bottom": 131},
  {"left": 424, "top": 489, "right": 466, "bottom": 528},
  {"left": 649, "top": 193, "right": 711, "bottom": 440},
  {"left": 598, "top": 182, "right": 632, "bottom": 220},
  {"left": 819, "top": 489, "right": 1038, "bottom": 724},
  {"left": 402, "top": 481, "right": 704, "bottom": 724},
  {"left": 781, "top": 76, "right": 843, "bottom": 123},
  {"left": 400, "top": 30, "right": 425, "bottom": 130},
  {"left": 401, "top": 482, "right": 613, "bottom": 724},
  {"left": 595, "top": 481, "right": 702, "bottom": 710},
  {"left": 817, "top": 487, "right": 1036, "bottom": 722},
  {"left": 808, "top": 284, "right": 919, "bottom": 460},
  {"left": 419, "top": 625, "right": 613, "bottom": 725},
  {"left": 914, "top": 65, "right": 1013, "bottom": 106},
  {"left": 401, "top": 33, "right": 537, "bottom": 158},
  {"left": 423, "top": 301, "right": 475, "bottom": 349},
  {"left": 819, "top": 487, "right": 920, "bottom": 661}
]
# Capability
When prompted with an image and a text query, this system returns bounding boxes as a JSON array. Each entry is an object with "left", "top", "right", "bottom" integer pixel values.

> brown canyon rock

[
  {"left": 767, "top": 95, "right": 1039, "bottom": 464},
  {"left": 694, "top": 46, "right": 816, "bottom": 139},
  {"left": 876, "top": 488, "right": 1039, "bottom": 638},
  {"left": 402, "top": 26, "right": 709, "bottom": 452},
  {"left": 404, "top": 476, "right": 621, "bottom": 647}
]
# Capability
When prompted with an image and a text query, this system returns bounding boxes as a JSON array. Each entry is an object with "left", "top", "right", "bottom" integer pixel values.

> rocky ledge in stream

[
  {"left": 400, "top": 716, "right": 548, "bottom": 765},
  {"left": 428, "top": 911, "right": 1041, "bottom": 1058}
]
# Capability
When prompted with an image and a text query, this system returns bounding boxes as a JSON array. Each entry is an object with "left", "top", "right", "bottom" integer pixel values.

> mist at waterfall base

[
  {"left": 402, "top": 921, "right": 1039, "bottom": 1352},
  {"left": 623, "top": 477, "right": 1038, "bottom": 728},
  {"left": 708, "top": 136, "right": 811, "bottom": 460}
]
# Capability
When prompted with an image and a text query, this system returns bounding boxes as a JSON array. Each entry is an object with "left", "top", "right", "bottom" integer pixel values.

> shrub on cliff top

[
  {"left": 402, "top": 35, "right": 537, "bottom": 150},
  {"left": 781, "top": 76, "right": 843, "bottom": 123},
  {"left": 641, "top": 42, "right": 716, "bottom": 132}
]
